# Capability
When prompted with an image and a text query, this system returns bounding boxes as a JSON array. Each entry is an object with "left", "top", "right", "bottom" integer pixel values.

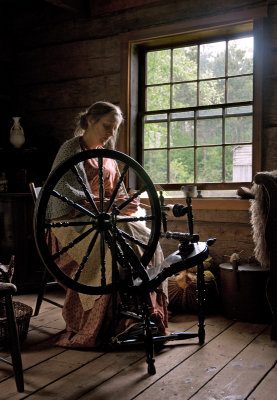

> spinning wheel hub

[{"left": 96, "top": 212, "right": 112, "bottom": 231}]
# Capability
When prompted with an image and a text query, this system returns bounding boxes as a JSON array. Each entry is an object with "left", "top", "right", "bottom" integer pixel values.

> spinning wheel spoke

[
  {"left": 46, "top": 221, "right": 93, "bottom": 228},
  {"left": 100, "top": 232, "right": 107, "bottom": 286},
  {"left": 98, "top": 157, "right": 104, "bottom": 212},
  {"left": 105, "top": 164, "right": 129, "bottom": 213},
  {"left": 74, "top": 230, "right": 99, "bottom": 281},
  {"left": 51, "top": 226, "right": 96, "bottom": 260},
  {"left": 117, "top": 215, "right": 154, "bottom": 223},
  {"left": 51, "top": 189, "right": 96, "bottom": 218},
  {"left": 115, "top": 229, "right": 149, "bottom": 282},
  {"left": 116, "top": 227, "right": 149, "bottom": 250},
  {"left": 117, "top": 186, "right": 147, "bottom": 213},
  {"left": 71, "top": 165, "right": 99, "bottom": 214},
  {"left": 104, "top": 231, "right": 133, "bottom": 274}
]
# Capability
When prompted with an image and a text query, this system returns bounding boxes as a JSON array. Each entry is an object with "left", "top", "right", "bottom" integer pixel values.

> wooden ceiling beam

[
  {"left": 44, "top": 0, "right": 84, "bottom": 13},
  {"left": 89, "top": 0, "right": 161, "bottom": 16}
]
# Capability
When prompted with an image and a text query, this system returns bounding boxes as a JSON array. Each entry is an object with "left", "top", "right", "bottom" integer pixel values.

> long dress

[{"left": 50, "top": 139, "right": 169, "bottom": 348}]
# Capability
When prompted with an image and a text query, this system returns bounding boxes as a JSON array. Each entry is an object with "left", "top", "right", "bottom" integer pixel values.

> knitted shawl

[{"left": 46, "top": 136, "right": 92, "bottom": 219}]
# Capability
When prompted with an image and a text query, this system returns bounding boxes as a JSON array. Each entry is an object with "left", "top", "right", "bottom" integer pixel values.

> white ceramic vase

[{"left": 10, "top": 117, "right": 25, "bottom": 149}]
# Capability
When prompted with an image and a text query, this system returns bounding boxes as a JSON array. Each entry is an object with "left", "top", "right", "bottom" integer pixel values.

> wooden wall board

[
  {"left": 15, "top": 37, "right": 120, "bottom": 85},
  {"left": 12, "top": 0, "right": 267, "bottom": 48},
  {"left": 262, "top": 127, "right": 277, "bottom": 170},
  {"left": 15, "top": 75, "right": 120, "bottom": 112},
  {"left": 160, "top": 216, "right": 254, "bottom": 263},
  {"left": 89, "top": 0, "right": 163, "bottom": 16},
  {"left": 45, "top": 0, "right": 85, "bottom": 13}
]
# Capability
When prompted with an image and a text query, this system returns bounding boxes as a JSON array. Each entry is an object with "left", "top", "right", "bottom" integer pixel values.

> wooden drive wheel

[{"left": 34, "top": 149, "right": 162, "bottom": 296}]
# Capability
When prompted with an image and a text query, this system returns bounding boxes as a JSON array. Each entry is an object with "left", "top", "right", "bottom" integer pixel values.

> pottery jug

[{"left": 10, "top": 117, "right": 25, "bottom": 148}]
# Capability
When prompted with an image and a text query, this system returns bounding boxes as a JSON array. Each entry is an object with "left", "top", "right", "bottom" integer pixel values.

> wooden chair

[
  {"left": 29, "top": 183, "right": 63, "bottom": 316},
  {"left": 253, "top": 172, "right": 277, "bottom": 340},
  {"left": 0, "top": 282, "right": 24, "bottom": 392}
]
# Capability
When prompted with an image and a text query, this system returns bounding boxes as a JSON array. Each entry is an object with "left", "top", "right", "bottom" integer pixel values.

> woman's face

[{"left": 86, "top": 113, "right": 121, "bottom": 148}]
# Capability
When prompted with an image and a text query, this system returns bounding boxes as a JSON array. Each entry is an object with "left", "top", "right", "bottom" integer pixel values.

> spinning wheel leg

[
  {"left": 197, "top": 261, "right": 205, "bottom": 344},
  {"left": 142, "top": 300, "right": 156, "bottom": 375}
]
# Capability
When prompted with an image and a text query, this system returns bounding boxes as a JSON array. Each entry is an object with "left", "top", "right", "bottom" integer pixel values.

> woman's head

[{"left": 75, "top": 101, "right": 123, "bottom": 149}]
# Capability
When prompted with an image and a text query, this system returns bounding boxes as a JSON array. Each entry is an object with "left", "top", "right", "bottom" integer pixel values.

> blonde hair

[{"left": 74, "top": 101, "right": 123, "bottom": 149}]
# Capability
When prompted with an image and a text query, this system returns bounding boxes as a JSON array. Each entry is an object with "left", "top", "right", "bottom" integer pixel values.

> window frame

[{"left": 120, "top": 12, "right": 264, "bottom": 192}]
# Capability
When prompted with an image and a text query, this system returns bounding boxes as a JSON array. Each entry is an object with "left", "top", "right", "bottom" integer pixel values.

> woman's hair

[{"left": 74, "top": 101, "right": 123, "bottom": 149}]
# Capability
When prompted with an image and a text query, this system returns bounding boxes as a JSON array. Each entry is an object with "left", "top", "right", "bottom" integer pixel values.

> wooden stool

[{"left": 0, "top": 282, "right": 24, "bottom": 392}]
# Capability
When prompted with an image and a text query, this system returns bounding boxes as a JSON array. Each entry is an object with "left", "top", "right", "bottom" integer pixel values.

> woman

[{"left": 47, "top": 101, "right": 169, "bottom": 348}]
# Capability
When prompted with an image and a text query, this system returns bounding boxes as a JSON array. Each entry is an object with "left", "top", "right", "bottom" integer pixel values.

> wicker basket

[
  {"left": 168, "top": 273, "right": 219, "bottom": 314},
  {"left": 0, "top": 300, "right": 33, "bottom": 346}
]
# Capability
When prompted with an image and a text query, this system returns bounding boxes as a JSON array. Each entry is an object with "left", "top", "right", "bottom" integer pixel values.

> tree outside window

[{"left": 142, "top": 36, "right": 254, "bottom": 187}]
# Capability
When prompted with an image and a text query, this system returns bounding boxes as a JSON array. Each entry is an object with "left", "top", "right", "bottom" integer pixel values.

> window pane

[
  {"left": 147, "top": 50, "right": 170, "bottom": 85},
  {"left": 171, "top": 111, "right": 194, "bottom": 119},
  {"left": 145, "top": 114, "right": 167, "bottom": 121},
  {"left": 197, "top": 118, "right": 222, "bottom": 145},
  {"left": 226, "top": 144, "right": 252, "bottom": 182},
  {"left": 170, "top": 148, "right": 194, "bottom": 183},
  {"left": 141, "top": 33, "right": 254, "bottom": 189},
  {"left": 228, "top": 76, "right": 253, "bottom": 103},
  {"left": 225, "top": 116, "right": 252, "bottom": 144},
  {"left": 173, "top": 46, "right": 197, "bottom": 82},
  {"left": 226, "top": 106, "right": 252, "bottom": 115},
  {"left": 228, "top": 37, "right": 253, "bottom": 76},
  {"left": 199, "top": 108, "right": 222, "bottom": 117},
  {"left": 144, "top": 149, "right": 167, "bottom": 183},
  {"left": 147, "top": 85, "right": 170, "bottom": 111},
  {"left": 170, "top": 120, "right": 194, "bottom": 146},
  {"left": 200, "top": 41, "right": 226, "bottom": 79},
  {"left": 199, "top": 79, "right": 225, "bottom": 106},
  {"left": 196, "top": 147, "right": 222, "bottom": 182},
  {"left": 144, "top": 122, "right": 167, "bottom": 148},
  {"left": 172, "top": 82, "right": 197, "bottom": 108}
]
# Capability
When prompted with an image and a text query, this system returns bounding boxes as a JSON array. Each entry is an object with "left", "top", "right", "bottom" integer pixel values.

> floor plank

[
  {"left": 0, "top": 291, "right": 275, "bottom": 400},
  {"left": 248, "top": 360, "right": 277, "bottom": 400},
  {"left": 71, "top": 316, "right": 234, "bottom": 400},
  {"left": 191, "top": 326, "right": 277, "bottom": 400},
  {"left": 131, "top": 322, "right": 268, "bottom": 400}
]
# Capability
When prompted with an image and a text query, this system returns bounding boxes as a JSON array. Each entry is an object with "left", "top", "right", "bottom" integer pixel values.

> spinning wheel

[
  {"left": 34, "top": 149, "right": 161, "bottom": 296},
  {"left": 33, "top": 148, "right": 215, "bottom": 375}
]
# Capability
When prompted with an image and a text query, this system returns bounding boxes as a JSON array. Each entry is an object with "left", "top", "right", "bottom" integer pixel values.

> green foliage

[{"left": 144, "top": 36, "right": 253, "bottom": 184}]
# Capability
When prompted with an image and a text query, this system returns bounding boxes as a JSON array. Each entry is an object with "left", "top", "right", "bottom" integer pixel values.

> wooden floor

[{"left": 0, "top": 289, "right": 277, "bottom": 400}]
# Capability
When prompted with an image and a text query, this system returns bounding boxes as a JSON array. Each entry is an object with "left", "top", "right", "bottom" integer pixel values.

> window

[{"left": 141, "top": 35, "right": 254, "bottom": 193}]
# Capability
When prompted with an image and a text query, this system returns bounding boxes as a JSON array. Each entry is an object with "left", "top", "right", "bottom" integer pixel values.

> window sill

[
  {"left": 142, "top": 197, "right": 250, "bottom": 211},
  {"left": 189, "top": 198, "right": 250, "bottom": 210}
]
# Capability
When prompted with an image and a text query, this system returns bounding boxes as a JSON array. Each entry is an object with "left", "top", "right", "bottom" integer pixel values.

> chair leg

[
  {"left": 5, "top": 293, "right": 24, "bottom": 392},
  {"left": 34, "top": 268, "right": 49, "bottom": 316},
  {"left": 197, "top": 261, "right": 206, "bottom": 344}
]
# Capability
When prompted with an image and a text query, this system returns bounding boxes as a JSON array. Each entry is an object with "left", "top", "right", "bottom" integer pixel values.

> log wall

[{"left": 0, "top": 0, "right": 276, "bottom": 267}]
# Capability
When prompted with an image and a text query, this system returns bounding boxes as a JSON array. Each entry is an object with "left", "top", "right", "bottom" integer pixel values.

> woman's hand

[{"left": 115, "top": 195, "right": 140, "bottom": 215}]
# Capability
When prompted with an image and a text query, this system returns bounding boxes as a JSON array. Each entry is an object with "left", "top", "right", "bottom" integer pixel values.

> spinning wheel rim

[{"left": 34, "top": 149, "right": 161, "bottom": 295}]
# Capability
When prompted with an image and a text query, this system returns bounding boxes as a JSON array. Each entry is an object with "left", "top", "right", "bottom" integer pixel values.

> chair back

[{"left": 29, "top": 182, "right": 41, "bottom": 203}]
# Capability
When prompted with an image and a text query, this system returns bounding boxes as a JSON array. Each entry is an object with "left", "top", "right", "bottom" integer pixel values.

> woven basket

[
  {"left": 168, "top": 274, "right": 219, "bottom": 314},
  {"left": 0, "top": 300, "right": 33, "bottom": 346}
]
